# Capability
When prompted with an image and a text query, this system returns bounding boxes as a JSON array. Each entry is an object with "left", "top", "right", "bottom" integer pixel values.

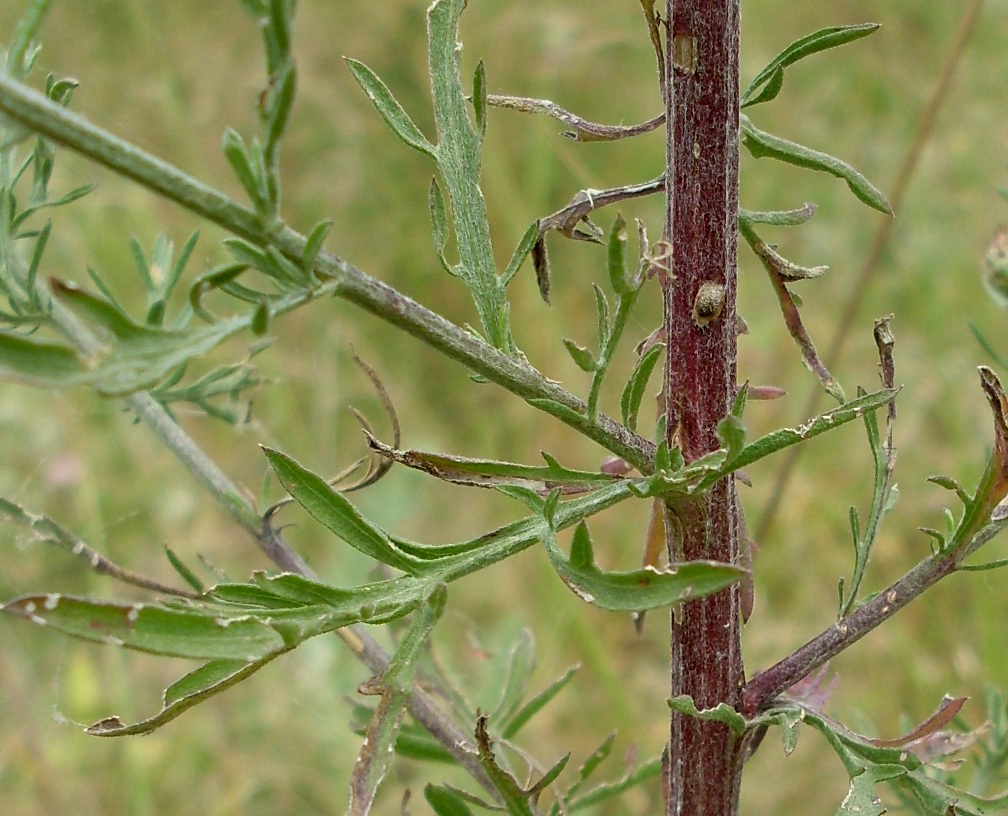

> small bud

[{"left": 692, "top": 282, "right": 726, "bottom": 328}]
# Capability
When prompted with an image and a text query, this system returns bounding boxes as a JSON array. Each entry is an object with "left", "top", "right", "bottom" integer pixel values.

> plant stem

[
  {"left": 663, "top": 1, "right": 744, "bottom": 813},
  {"left": 0, "top": 74, "right": 655, "bottom": 472}
]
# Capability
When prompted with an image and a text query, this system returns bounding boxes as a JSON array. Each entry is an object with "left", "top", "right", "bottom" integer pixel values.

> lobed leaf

[
  {"left": 541, "top": 521, "right": 742, "bottom": 612},
  {"left": 2, "top": 593, "right": 290, "bottom": 660}
]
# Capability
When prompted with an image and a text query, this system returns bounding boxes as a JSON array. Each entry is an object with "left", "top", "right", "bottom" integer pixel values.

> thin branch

[
  {"left": 539, "top": 175, "right": 665, "bottom": 242},
  {"left": 0, "top": 497, "right": 199, "bottom": 599},
  {"left": 487, "top": 94, "right": 664, "bottom": 142},
  {"left": 0, "top": 73, "right": 656, "bottom": 474},
  {"left": 741, "top": 549, "right": 956, "bottom": 716}
]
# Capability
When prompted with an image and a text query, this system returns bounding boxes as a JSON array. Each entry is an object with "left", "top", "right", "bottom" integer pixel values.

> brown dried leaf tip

[{"left": 978, "top": 366, "right": 1008, "bottom": 521}]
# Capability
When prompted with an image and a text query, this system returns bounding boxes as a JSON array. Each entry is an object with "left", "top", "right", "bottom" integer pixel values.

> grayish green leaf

[
  {"left": 344, "top": 58, "right": 437, "bottom": 159},
  {"left": 620, "top": 342, "right": 664, "bottom": 433},
  {"left": 541, "top": 522, "right": 742, "bottom": 611},
  {"left": 740, "top": 114, "right": 891, "bottom": 214},
  {"left": 563, "top": 337, "right": 597, "bottom": 373},
  {"left": 86, "top": 654, "right": 286, "bottom": 737},
  {"left": 427, "top": 0, "right": 512, "bottom": 351},
  {"left": 263, "top": 447, "right": 419, "bottom": 573},
  {"left": 348, "top": 584, "right": 446, "bottom": 816},
  {"left": 742, "top": 24, "right": 880, "bottom": 108}
]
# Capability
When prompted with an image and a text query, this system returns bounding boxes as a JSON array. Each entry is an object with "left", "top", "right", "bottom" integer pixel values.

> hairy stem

[
  {"left": 0, "top": 74, "right": 655, "bottom": 472},
  {"left": 663, "top": 1, "right": 744, "bottom": 813}
]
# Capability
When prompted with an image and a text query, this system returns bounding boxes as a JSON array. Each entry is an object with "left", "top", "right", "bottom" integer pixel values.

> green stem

[{"left": 0, "top": 73, "right": 655, "bottom": 472}]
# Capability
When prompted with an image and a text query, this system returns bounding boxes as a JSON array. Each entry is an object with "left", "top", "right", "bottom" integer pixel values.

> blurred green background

[{"left": 1, "top": 1, "right": 1008, "bottom": 813}]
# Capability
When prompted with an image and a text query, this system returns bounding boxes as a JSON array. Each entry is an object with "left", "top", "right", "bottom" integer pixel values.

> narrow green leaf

[
  {"left": 742, "top": 24, "right": 880, "bottom": 108},
  {"left": 490, "top": 629, "right": 536, "bottom": 726},
  {"left": 365, "top": 433, "right": 618, "bottom": 493},
  {"left": 561, "top": 754, "right": 662, "bottom": 813},
  {"left": 345, "top": 58, "right": 437, "bottom": 159},
  {"left": 527, "top": 753, "right": 570, "bottom": 798},
  {"left": 606, "top": 213, "right": 631, "bottom": 295},
  {"left": 301, "top": 219, "right": 332, "bottom": 274},
  {"left": 51, "top": 279, "right": 154, "bottom": 340},
  {"left": 574, "top": 732, "right": 616, "bottom": 786},
  {"left": 0, "top": 332, "right": 89, "bottom": 385},
  {"left": 251, "top": 300, "right": 270, "bottom": 336},
  {"left": 263, "top": 447, "right": 419, "bottom": 573},
  {"left": 350, "top": 584, "right": 446, "bottom": 816},
  {"left": 424, "top": 785, "right": 477, "bottom": 816},
  {"left": 740, "top": 114, "right": 891, "bottom": 214},
  {"left": 563, "top": 337, "right": 597, "bottom": 373},
  {"left": 2, "top": 593, "right": 289, "bottom": 659},
  {"left": 221, "top": 128, "right": 269, "bottom": 209},
  {"left": 533, "top": 234, "right": 551, "bottom": 304},
  {"left": 264, "top": 62, "right": 297, "bottom": 156},
  {"left": 501, "top": 222, "right": 539, "bottom": 288},
  {"left": 620, "top": 342, "right": 664, "bottom": 433},
  {"left": 927, "top": 474, "right": 973, "bottom": 510},
  {"left": 428, "top": 176, "right": 453, "bottom": 274},
  {"left": 86, "top": 654, "right": 286, "bottom": 736},
  {"left": 164, "top": 545, "right": 205, "bottom": 593},
  {"left": 694, "top": 388, "right": 898, "bottom": 489},
  {"left": 668, "top": 694, "right": 748, "bottom": 734},
  {"left": 474, "top": 715, "right": 536, "bottom": 816},
  {"left": 472, "top": 60, "right": 488, "bottom": 142},
  {"left": 716, "top": 414, "right": 747, "bottom": 465},
  {"left": 541, "top": 522, "right": 742, "bottom": 612},
  {"left": 738, "top": 204, "right": 816, "bottom": 227},
  {"left": 266, "top": 0, "right": 290, "bottom": 57},
  {"left": 500, "top": 665, "right": 579, "bottom": 739}
]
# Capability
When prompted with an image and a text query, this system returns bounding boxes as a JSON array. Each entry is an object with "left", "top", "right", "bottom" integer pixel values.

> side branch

[
  {"left": 0, "top": 74, "right": 655, "bottom": 471},
  {"left": 741, "top": 551, "right": 957, "bottom": 716}
]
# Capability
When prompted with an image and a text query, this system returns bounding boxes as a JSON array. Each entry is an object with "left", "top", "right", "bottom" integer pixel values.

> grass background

[{"left": 1, "top": 1, "right": 1008, "bottom": 813}]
